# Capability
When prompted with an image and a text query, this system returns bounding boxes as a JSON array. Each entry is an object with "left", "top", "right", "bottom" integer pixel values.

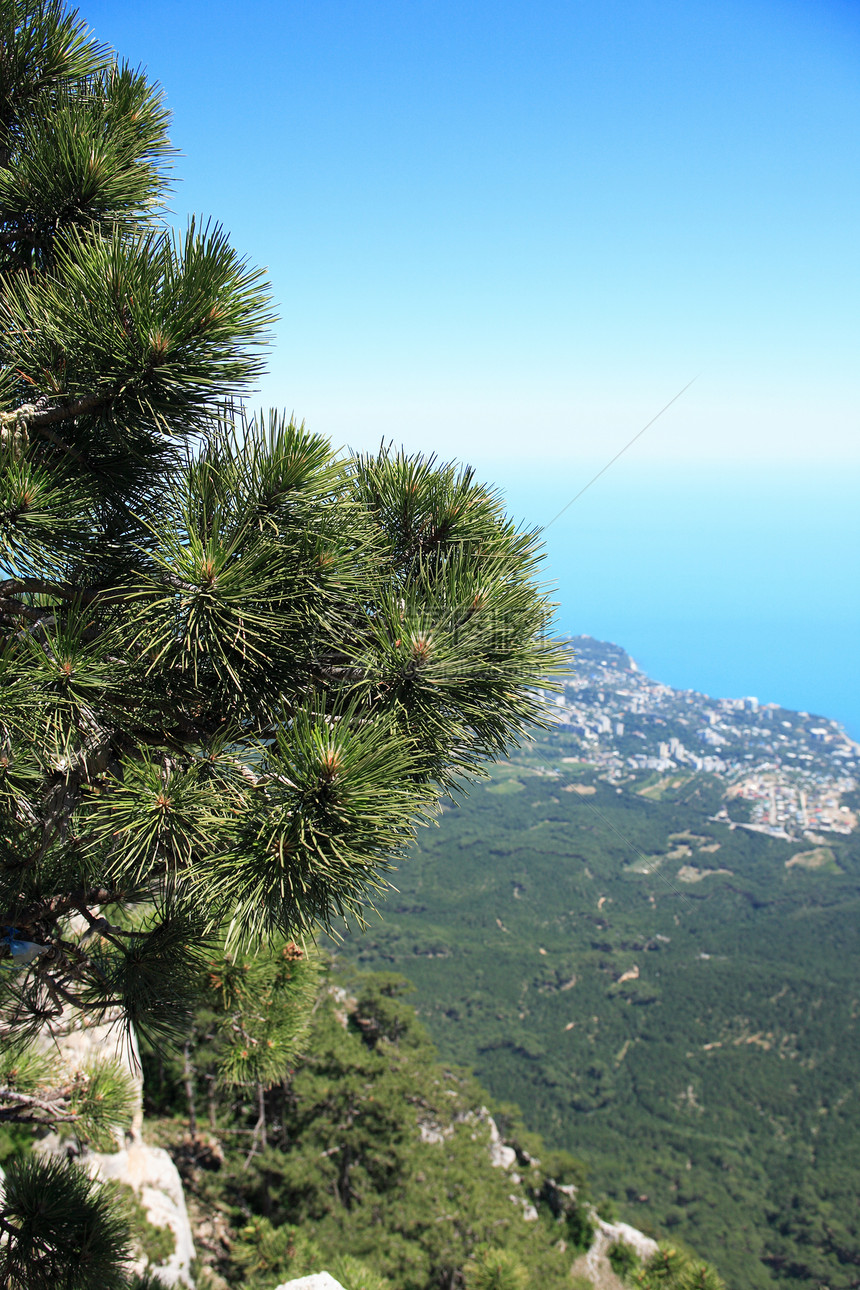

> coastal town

[{"left": 536, "top": 636, "right": 858, "bottom": 842}]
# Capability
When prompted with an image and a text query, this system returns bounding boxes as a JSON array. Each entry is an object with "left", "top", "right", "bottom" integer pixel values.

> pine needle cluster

[
  {"left": 0, "top": 1154, "right": 131, "bottom": 1290},
  {"left": 0, "top": 1039, "right": 136, "bottom": 1147}
]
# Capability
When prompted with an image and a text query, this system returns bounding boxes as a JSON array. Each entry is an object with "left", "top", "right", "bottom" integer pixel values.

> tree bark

[
  {"left": 206, "top": 1073, "right": 217, "bottom": 1131},
  {"left": 256, "top": 1081, "right": 267, "bottom": 1150},
  {"left": 182, "top": 1039, "right": 197, "bottom": 1140}
]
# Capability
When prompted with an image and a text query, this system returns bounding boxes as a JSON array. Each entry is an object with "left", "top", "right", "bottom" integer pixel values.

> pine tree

[
  {"left": 0, "top": 2, "right": 562, "bottom": 1279},
  {"left": 0, "top": 1036, "right": 135, "bottom": 1147},
  {"left": 463, "top": 1246, "right": 529, "bottom": 1290},
  {"left": 0, "top": 0, "right": 562, "bottom": 1273},
  {"left": 0, "top": 0, "right": 562, "bottom": 1274},
  {"left": 0, "top": 0, "right": 560, "bottom": 1048}
]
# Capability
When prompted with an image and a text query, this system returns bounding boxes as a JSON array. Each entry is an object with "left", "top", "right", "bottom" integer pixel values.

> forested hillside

[
  {"left": 334, "top": 723, "right": 860, "bottom": 1290},
  {"left": 135, "top": 962, "right": 722, "bottom": 1290}
]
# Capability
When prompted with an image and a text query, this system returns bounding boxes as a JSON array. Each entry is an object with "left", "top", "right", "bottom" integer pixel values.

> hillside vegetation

[
  {"left": 133, "top": 963, "right": 723, "bottom": 1290},
  {"left": 334, "top": 728, "right": 860, "bottom": 1290}
]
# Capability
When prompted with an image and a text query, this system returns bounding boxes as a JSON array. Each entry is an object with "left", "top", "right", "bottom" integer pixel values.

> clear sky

[{"left": 85, "top": 0, "right": 860, "bottom": 730}]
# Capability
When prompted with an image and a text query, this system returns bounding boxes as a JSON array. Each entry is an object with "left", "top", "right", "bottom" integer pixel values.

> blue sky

[{"left": 86, "top": 0, "right": 860, "bottom": 730}]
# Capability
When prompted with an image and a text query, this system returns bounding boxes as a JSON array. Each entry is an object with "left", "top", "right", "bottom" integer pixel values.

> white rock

[
  {"left": 509, "top": 1193, "right": 539, "bottom": 1221},
  {"left": 598, "top": 1218, "right": 659, "bottom": 1262},
  {"left": 574, "top": 1216, "right": 659, "bottom": 1287},
  {"left": 418, "top": 1117, "right": 447, "bottom": 1144},
  {"left": 85, "top": 1142, "right": 196, "bottom": 1287},
  {"left": 485, "top": 1111, "right": 517, "bottom": 1169},
  {"left": 31, "top": 1011, "right": 192, "bottom": 1283},
  {"left": 418, "top": 1105, "right": 517, "bottom": 1168},
  {"left": 273, "top": 1275, "right": 347, "bottom": 1290}
]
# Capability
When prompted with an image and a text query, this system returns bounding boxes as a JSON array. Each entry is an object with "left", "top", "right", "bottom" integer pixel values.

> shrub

[
  {"left": 608, "top": 1239, "right": 641, "bottom": 1282},
  {"left": 463, "top": 1245, "right": 529, "bottom": 1290}
]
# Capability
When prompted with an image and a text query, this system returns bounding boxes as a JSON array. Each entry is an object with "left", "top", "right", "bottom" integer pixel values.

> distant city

[{"left": 535, "top": 636, "right": 858, "bottom": 842}]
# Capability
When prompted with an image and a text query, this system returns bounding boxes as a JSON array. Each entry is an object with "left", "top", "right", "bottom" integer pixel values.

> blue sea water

[{"left": 484, "top": 460, "right": 860, "bottom": 739}]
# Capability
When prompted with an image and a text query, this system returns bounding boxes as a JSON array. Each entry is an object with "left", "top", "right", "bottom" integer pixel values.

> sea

[{"left": 486, "top": 460, "right": 860, "bottom": 740}]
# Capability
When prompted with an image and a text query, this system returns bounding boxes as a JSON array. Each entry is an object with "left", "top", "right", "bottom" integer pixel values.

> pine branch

[{"left": 0, "top": 1085, "right": 76, "bottom": 1120}]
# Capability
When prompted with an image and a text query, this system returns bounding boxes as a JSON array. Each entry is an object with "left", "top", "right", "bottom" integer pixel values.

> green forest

[{"left": 333, "top": 731, "right": 860, "bottom": 1290}]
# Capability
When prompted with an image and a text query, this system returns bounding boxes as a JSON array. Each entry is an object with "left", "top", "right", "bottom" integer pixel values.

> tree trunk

[
  {"left": 206, "top": 1073, "right": 217, "bottom": 1131},
  {"left": 182, "top": 1039, "right": 197, "bottom": 1140},
  {"left": 256, "top": 1081, "right": 267, "bottom": 1150}
]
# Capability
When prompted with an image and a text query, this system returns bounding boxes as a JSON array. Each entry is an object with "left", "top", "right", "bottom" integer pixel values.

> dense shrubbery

[
  {"left": 462, "top": 1245, "right": 529, "bottom": 1290},
  {"left": 633, "top": 1244, "right": 727, "bottom": 1290},
  {"left": 609, "top": 1239, "right": 642, "bottom": 1281}
]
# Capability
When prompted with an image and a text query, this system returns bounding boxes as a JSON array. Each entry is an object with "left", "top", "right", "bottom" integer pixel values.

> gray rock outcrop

[
  {"left": 33, "top": 1135, "right": 196, "bottom": 1287},
  {"left": 484, "top": 1108, "right": 517, "bottom": 1170},
  {"left": 597, "top": 1217, "right": 659, "bottom": 1263}
]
